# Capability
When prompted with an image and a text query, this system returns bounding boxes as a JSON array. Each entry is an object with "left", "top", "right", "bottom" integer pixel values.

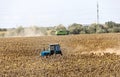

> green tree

[
  {"left": 79, "top": 26, "right": 90, "bottom": 34},
  {"left": 68, "top": 23, "right": 82, "bottom": 34},
  {"left": 112, "top": 27, "right": 120, "bottom": 33},
  {"left": 15, "top": 26, "right": 24, "bottom": 36},
  {"left": 54, "top": 24, "right": 66, "bottom": 31},
  {"left": 105, "top": 21, "right": 120, "bottom": 33},
  {"left": 96, "top": 24, "right": 108, "bottom": 33},
  {"left": 89, "top": 23, "right": 98, "bottom": 34},
  {"left": 105, "top": 21, "right": 116, "bottom": 28}
]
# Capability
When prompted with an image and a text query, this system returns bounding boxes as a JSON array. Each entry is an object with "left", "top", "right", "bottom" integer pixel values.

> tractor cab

[
  {"left": 49, "top": 44, "right": 61, "bottom": 54},
  {"left": 40, "top": 44, "right": 62, "bottom": 57}
]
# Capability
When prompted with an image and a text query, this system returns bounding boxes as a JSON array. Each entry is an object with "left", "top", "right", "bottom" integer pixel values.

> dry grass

[{"left": 0, "top": 33, "right": 120, "bottom": 77}]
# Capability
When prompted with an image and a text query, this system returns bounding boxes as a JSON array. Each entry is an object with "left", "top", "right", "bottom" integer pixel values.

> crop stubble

[{"left": 0, "top": 33, "right": 120, "bottom": 77}]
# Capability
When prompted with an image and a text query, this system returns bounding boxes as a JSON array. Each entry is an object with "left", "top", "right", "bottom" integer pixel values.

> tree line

[
  {"left": 52, "top": 21, "right": 120, "bottom": 35},
  {"left": 0, "top": 28, "right": 7, "bottom": 31},
  {"left": 0, "top": 21, "right": 120, "bottom": 37}
]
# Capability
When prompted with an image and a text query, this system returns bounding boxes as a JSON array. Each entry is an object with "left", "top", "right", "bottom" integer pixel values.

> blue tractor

[{"left": 40, "top": 44, "right": 62, "bottom": 57}]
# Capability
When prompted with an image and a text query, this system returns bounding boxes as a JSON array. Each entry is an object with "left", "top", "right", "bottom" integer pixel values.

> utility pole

[{"left": 97, "top": 1, "right": 99, "bottom": 24}]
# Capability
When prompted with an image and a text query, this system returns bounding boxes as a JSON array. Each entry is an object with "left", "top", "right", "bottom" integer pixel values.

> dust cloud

[
  {"left": 92, "top": 48, "right": 120, "bottom": 55},
  {"left": 81, "top": 47, "right": 120, "bottom": 55},
  {"left": 4, "top": 26, "right": 44, "bottom": 37}
]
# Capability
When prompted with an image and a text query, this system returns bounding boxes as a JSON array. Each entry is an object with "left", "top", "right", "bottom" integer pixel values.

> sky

[{"left": 0, "top": 0, "right": 120, "bottom": 28}]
